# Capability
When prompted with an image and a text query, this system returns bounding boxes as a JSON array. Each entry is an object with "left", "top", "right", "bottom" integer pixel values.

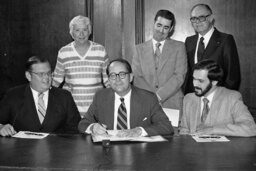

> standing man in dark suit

[
  {"left": 183, "top": 4, "right": 241, "bottom": 94},
  {"left": 0, "top": 56, "right": 81, "bottom": 137},
  {"left": 132, "top": 9, "right": 187, "bottom": 110},
  {"left": 78, "top": 59, "right": 173, "bottom": 137}
]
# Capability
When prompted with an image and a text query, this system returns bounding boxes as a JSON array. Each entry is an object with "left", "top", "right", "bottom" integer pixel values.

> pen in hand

[{"left": 99, "top": 123, "right": 108, "bottom": 135}]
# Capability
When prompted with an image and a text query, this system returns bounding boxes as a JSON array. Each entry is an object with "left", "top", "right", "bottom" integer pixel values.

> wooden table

[{"left": 0, "top": 134, "right": 255, "bottom": 170}]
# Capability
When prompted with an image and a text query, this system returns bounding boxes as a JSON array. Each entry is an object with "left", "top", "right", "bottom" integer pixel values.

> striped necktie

[
  {"left": 117, "top": 97, "right": 127, "bottom": 130},
  {"left": 38, "top": 93, "right": 46, "bottom": 124},
  {"left": 201, "top": 98, "right": 209, "bottom": 123},
  {"left": 154, "top": 42, "right": 161, "bottom": 69}
]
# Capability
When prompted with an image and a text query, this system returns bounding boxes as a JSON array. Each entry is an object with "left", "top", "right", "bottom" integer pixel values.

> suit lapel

[
  {"left": 158, "top": 40, "right": 171, "bottom": 72},
  {"left": 187, "top": 35, "right": 198, "bottom": 66},
  {"left": 105, "top": 89, "right": 115, "bottom": 129},
  {"left": 130, "top": 87, "right": 141, "bottom": 128},
  {"left": 203, "top": 28, "right": 221, "bottom": 59},
  {"left": 141, "top": 40, "right": 156, "bottom": 76},
  {"left": 23, "top": 86, "right": 42, "bottom": 127}
]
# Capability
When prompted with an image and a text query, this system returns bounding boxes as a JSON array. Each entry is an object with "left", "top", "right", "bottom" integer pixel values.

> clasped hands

[
  {"left": 192, "top": 124, "right": 214, "bottom": 135},
  {"left": 0, "top": 124, "right": 17, "bottom": 137},
  {"left": 91, "top": 123, "right": 142, "bottom": 137}
]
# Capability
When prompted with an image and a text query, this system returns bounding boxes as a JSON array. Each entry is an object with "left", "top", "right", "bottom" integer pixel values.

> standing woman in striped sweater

[{"left": 52, "top": 15, "right": 109, "bottom": 118}]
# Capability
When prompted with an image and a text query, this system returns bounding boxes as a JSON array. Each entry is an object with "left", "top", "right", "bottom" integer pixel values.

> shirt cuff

[{"left": 85, "top": 123, "right": 94, "bottom": 134}]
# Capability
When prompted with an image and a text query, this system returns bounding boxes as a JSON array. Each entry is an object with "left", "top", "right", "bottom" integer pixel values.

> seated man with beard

[{"left": 180, "top": 59, "right": 256, "bottom": 137}]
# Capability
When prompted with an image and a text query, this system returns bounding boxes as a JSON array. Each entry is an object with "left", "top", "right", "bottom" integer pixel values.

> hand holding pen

[{"left": 91, "top": 123, "right": 108, "bottom": 135}]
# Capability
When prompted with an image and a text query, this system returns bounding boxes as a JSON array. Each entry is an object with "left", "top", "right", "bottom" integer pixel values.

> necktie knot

[
  {"left": 120, "top": 97, "right": 124, "bottom": 103},
  {"left": 156, "top": 42, "right": 161, "bottom": 48},
  {"left": 38, "top": 93, "right": 44, "bottom": 98},
  {"left": 203, "top": 97, "right": 209, "bottom": 104},
  {"left": 200, "top": 37, "right": 204, "bottom": 43}
]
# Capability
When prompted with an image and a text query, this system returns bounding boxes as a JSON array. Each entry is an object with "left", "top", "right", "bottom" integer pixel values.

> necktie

[
  {"left": 201, "top": 98, "right": 209, "bottom": 123},
  {"left": 154, "top": 42, "right": 161, "bottom": 69},
  {"left": 38, "top": 93, "right": 46, "bottom": 124},
  {"left": 197, "top": 37, "right": 205, "bottom": 62},
  {"left": 117, "top": 97, "right": 127, "bottom": 130}
]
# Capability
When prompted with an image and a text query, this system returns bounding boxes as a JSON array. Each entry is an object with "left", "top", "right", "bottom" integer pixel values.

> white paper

[
  {"left": 162, "top": 108, "right": 180, "bottom": 127},
  {"left": 91, "top": 130, "right": 167, "bottom": 142},
  {"left": 192, "top": 135, "right": 230, "bottom": 142},
  {"left": 12, "top": 131, "right": 49, "bottom": 139}
]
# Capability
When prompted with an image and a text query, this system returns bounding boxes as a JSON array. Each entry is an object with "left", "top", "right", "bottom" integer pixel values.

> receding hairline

[{"left": 190, "top": 4, "right": 213, "bottom": 15}]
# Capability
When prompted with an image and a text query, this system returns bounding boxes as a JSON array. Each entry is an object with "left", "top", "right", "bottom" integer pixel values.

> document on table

[
  {"left": 192, "top": 135, "right": 230, "bottom": 142},
  {"left": 92, "top": 130, "right": 167, "bottom": 142},
  {"left": 12, "top": 131, "right": 49, "bottom": 139}
]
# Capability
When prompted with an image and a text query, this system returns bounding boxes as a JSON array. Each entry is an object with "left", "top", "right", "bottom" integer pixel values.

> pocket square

[{"left": 143, "top": 117, "right": 147, "bottom": 121}]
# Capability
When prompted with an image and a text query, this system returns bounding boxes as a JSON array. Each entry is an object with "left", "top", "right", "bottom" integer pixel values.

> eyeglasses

[
  {"left": 109, "top": 72, "right": 129, "bottom": 80},
  {"left": 30, "top": 71, "right": 52, "bottom": 78},
  {"left": 190, "top": 14, "right": 211, "bottom": 23}
]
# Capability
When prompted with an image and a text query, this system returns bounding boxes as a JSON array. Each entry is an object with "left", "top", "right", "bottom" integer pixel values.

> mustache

[{"left": 194, "top": 86, "right": 202, "bottom": 91}]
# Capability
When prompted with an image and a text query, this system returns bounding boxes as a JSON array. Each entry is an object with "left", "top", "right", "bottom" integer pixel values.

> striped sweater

[{"left": 52, "top": 41, "right": 109, "bottom": 117}]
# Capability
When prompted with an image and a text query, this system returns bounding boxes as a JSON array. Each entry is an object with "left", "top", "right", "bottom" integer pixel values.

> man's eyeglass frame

[
  {"left": 190, "top": 14, "right": 211, "bottom": 23},
  {"left": 108, "top": 72, "right": 130, "bottom": 80}
]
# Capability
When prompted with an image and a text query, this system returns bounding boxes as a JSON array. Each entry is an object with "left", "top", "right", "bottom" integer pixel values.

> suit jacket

[
  {"left": 0, "top": 84, "right": 81, "bottom": 134},
  {"left": 183, "top": 28, "right": 241, "bottom": 94},
  {"left": 180, "top": 87, "right": 256, "bottom": 137},
  {"left": 132, "top": 38, "right": 187, "bottom": 110},
  {"left": 78, "top": 86, "right": 173, "bottom": 136}
]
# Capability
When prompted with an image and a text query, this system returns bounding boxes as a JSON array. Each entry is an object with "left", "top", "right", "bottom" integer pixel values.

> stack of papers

[
  {"left": 92, "top": 130, "right": 167, "bottom": 142},
  {"left": 12, "top": 131, "right": 49, "bottom": 139},
  {"left": 192, "top": 135, "right": 230, "bottom": 142}
]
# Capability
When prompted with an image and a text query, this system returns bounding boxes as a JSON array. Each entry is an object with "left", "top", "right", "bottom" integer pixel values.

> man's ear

[
  {"left": 25, "top": 71, "right": 31, "bottom": 82},
  {"left": 212, "top": 80, "right": 218, "bottom": 86},
  {"left": 129, "top": 73, "right": 134, "bottom": 83}
]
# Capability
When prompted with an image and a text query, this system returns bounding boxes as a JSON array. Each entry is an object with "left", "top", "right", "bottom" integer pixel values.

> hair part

[
  {"left": 154, "top": 9, "right": 175, "bottom": 27},
  {"left": 193, "top": 59, "right": 223, "bottom": 86},
  {"left": 106, "top": 58, "right": 132, "bottom": 75},
  {"left": 26, "top": 56, "right": 50, "bottom": 71},
  {"left": 69, "top": 15, "right": 92, "bottom": 36}
]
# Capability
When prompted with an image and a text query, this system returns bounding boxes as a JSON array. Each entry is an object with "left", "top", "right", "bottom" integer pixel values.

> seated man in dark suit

[
  {"left": 78, "top": 58, "right": 173, "bottom": 137},
  {"left": 0, "top": 56, "right": 81, "bottom": 137},
  {"left": 180, "top": 59, "right": 256, "bottom": 137}
]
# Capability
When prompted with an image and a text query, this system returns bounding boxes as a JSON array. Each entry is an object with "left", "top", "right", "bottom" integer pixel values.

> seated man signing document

[{"left": 78, "top": 59, "right": 173, "bottom": 137}]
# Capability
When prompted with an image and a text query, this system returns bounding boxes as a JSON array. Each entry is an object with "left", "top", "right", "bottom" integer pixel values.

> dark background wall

[{"left": 0, "top": 0, "right": 255, "bottom": 118}]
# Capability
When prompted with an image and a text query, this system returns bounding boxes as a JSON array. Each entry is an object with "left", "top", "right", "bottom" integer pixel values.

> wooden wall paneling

[
  {"left": 28, "top": 0, "right": 86, "bottom": 69},
  {"left": 123, "top": 0, "right": 136, "bottom": 63},
  {"left": 94, "top": 0, "right": 122, "bottom": 60}
]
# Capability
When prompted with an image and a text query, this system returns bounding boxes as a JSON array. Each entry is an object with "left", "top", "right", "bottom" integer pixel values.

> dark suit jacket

[
  {"left": 132, "top": 39, "right": 187, "bottom": 110},
  {"left": 183, "top": 28, "right": 241, "bottom": 94},
  {"left": 0, "top": 84, "right": 81, "bottom": 134},
  {"left": 78, "top": 86, "right": 174, "bottom": 136},
  {"left": 180, "top": 87, "right": 256, "bottom": 137}
]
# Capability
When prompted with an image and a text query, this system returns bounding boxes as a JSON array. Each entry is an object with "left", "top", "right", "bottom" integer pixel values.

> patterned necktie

[
  {"left": 197, "top": 37, "right": 205, "bottom": 62},
  {"left": 38, "top": 93, "right": 46, "bottom": 124},
  {"left": 117, "top": 97, "right": 127, "bottom": 130},
  {"left": 154, "top": 42, "right": 161, "bottom": 69},
  {"left": 201, "top": 98, "right": 209, "bottom": 123}
]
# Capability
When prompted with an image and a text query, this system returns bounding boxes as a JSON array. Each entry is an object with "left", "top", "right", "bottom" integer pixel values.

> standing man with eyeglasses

[
  {"left": 0, "top": 56, "right": 81, "bottom": 137},
  {"left": 183, "top": 3, "right": 241, "bottom": 94},
  {"left": 78, "top": 59, "right": 173, "bottom": 137},
  {"left": 132, "top": 9, "right": 187, "bottom": 110}
]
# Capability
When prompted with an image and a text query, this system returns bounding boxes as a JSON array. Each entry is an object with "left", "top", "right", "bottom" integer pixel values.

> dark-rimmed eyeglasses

[
  {"left": 190, "top": 14, "right": 211, "bottom": 23},
  {"left": 109, "top": 72, "right": 129, "bottom": 80},
  {"left": 30, "top": 71, "right": 52, "bottom": 78}
]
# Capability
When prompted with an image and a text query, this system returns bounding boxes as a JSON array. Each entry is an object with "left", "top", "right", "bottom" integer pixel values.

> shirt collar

[
  {"left": 115, "top": 89, "right": 132, "bottom": 102},
  {"left": 198, "top": 26, "right": 214, "bottom": 46}
]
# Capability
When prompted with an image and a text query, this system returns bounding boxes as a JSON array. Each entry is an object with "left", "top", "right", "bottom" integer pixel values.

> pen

[
  {"left": 99, "top": 123, "right": 108, "bottom": 134},
  {"left": 24, "top": 132, "right": 44, "bottom": 136},
  {"left": 199, "top": 136, "right": 221, "bottom": 139}
]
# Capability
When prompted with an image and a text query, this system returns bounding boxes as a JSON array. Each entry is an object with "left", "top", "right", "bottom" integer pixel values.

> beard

[{"left": 194, "top": 82, "right": 212, "bottom": 97}]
